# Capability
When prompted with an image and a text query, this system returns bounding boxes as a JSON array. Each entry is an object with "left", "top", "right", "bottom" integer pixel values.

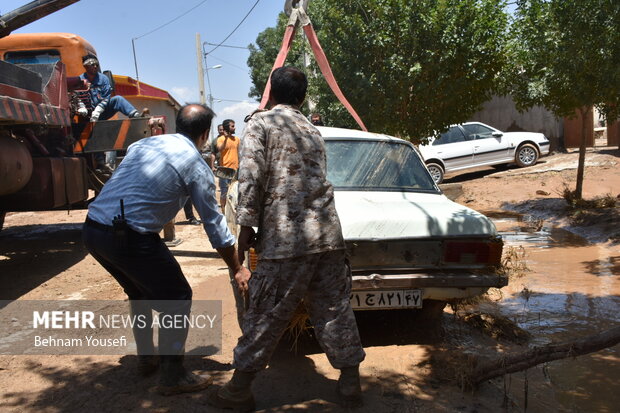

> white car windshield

[{"left": 325, "top": 139, "right": 438, "bottom": 192}]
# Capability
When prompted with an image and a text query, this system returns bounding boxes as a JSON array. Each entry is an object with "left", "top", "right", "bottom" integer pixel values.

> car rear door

[
  {"left": 463, "top": 123, "right": 512, "bottom": 166},
  {"left": 431, "top": 126, "right": 473, "bottom": 171}
]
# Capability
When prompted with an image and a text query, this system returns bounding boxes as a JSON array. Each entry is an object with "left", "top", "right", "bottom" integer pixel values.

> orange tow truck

[{"left": 0, "top": 1, "right": 180, "bottom": 231}]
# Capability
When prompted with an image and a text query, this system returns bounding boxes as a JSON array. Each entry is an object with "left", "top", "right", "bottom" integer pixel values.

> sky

[{"left": 1, "top": 0, "right": 286, "bottom": 135}]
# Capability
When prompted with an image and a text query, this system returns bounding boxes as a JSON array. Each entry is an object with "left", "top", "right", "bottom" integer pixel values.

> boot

[
  {"left": 155, "top": 355, "right": 213, "bottom": 396},
  {"left": 207, "top": 369, "right": 256, "bottom": 412},
  {"left": 337, "top": 365, "right": 363, "bottom": 408}
]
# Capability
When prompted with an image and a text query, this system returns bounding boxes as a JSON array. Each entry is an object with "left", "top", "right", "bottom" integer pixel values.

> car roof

[{"left": 316, "top": 126, "right": 407, "bottom": 143}]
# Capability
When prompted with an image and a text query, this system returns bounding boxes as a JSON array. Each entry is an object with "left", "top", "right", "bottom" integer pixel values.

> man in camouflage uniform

[{"left": 208, "top": 66, "right": 365, "bottom": 411}]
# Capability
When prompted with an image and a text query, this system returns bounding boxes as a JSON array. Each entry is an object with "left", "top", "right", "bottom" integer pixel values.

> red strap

[
  {"left": 258, "top": 9, "right": 367, "bottom": 131},
  {"left": 303, "top": 24, "right": 367, "bottom": 131},
  {"left": 259, "top": 25, "right": 297, "bottom": 109}
]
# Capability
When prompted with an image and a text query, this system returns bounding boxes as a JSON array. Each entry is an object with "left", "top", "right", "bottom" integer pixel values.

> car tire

[
  {"left": 426, "top": 162, "right": 444, "bottom": 184},
  {"left": 515, "top": 143, "right": 539, "bottom": 167}
]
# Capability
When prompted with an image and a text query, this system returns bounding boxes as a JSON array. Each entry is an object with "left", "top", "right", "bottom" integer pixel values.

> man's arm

[
  {"left": 89, "top": 73, "right": 112, "bottom": 121},
  {"left": 216, "top": 135, "right": 229, "bottom": 154},
  {"left": 97, "top": 73, "right": 112, "bottom": 102},
  {"left": 216, "top": 244, "right": 251, "bottom": 292},
  {"left": 189, "top": 164, "right": 252, "bottom": 290}
]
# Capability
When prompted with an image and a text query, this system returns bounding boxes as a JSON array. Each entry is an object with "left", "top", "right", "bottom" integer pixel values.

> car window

[
  {"left": 462, "top": 124, "right": 494, "bottom": 140},
  {"left": 432, "top": 126, "right": 467, "bottom": 145},
  {"left": 325, "top": 139, "right": 438, "bottom": 192},
  {"left": 4, "top": 50, "right": 61, "bottom": 65}
]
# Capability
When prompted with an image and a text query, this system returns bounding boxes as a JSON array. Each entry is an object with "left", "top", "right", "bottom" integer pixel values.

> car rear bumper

[{"left": 351, "top": 271, "right": 508, "bottom": 302}]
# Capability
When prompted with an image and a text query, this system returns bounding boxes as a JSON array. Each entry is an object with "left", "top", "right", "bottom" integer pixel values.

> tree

[
  {"left": 507, "top": 0, "right": 620, "bottom": 199},
  {"left": 247, "top": 0, "right": 509, "bottom": 141}
]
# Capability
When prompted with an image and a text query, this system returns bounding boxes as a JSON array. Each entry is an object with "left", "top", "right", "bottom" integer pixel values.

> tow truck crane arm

[{"left": 0, "top": 0, "right": 80, "bottom": 38}]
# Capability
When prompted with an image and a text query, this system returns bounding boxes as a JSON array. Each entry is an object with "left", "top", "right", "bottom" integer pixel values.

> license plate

[{"left": 350, "top": 289, "right": 422, "bottom": 309}]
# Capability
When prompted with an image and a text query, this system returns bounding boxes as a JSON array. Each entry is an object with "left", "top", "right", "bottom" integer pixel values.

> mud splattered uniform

[{"left": 233, "top": 104, "right": 365, "bottom": 371}]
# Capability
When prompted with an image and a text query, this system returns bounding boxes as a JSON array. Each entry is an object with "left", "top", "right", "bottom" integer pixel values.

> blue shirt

[
  {"left": 80, "top": 71, "right": 111, "bottom": 109},
  {"left": 88, "top": 133, "right": 235, "bottom": 249}
]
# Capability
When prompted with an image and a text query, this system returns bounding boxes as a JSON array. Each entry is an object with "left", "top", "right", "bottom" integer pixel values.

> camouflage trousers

[{"left": 233, "top": 249, "right": 366, "bottom": 372}]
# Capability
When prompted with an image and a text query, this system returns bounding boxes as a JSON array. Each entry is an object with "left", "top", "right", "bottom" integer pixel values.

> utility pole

[{"left": 195, "top": 33, "right": 206, "bottom": 104}]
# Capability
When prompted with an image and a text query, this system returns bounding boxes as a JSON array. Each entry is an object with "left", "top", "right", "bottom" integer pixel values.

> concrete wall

[{"left": 468, "top": 95, "right": 563, "bottom": 151}]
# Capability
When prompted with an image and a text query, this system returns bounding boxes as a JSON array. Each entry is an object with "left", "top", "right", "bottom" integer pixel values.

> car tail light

[
  {"left": 443, "top": 239, "right": 503, "bottom": 265},
  {"left": 248, "top": 248, "right": 258, "bottom": 271}
]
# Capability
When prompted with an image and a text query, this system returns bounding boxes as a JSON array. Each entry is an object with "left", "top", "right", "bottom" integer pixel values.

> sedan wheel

[
  {"left": 515, "top": 143, "right": 539, "bottom": 167},
  {"left": 426, "top": 162, "right": 444, "bottom": 184}
]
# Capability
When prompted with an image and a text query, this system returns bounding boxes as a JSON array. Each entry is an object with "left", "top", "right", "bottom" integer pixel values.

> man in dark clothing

[{"left": 83, "top": 103, "right": 251, "bottom": 396}]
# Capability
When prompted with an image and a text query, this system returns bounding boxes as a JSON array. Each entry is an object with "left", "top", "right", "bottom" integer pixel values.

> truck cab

[{"left": 0, "top": 32, "right": 180, "bottom": 230}]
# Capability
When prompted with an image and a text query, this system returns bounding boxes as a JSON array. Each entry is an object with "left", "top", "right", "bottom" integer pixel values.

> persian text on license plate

[{"left": 350, "top": 289, "right": 422, "bottom": 309}]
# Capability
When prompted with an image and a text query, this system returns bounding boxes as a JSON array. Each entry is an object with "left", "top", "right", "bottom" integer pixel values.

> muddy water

[{"left": 480, "top": 212, "right": 620, "bottom": 412}]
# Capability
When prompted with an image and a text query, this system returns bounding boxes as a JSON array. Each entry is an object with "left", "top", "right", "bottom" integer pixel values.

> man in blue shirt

[
  {"left": 83, "top": 103, "right": 251, "bottom": 396},
  {"left": 80, "top": 54, "right": 142, "bottom": 121}
]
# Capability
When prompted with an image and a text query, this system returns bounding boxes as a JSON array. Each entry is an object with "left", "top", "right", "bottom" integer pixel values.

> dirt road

[{"left": 0, "top": 146, "right": 618, "bottom": 412}]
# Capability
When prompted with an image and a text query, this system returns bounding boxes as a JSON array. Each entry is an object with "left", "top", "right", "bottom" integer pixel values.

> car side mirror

[{"left": 492, "top": 131, "right": 503, "bottom": 138}]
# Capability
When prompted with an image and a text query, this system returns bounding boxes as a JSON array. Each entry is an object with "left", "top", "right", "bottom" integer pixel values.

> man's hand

[
  {"left": 216, "top": 244, "right": 253, "bottom": 292},
  {"left": 234, "top": 266, "right": 252, "bottom": 293},
  {"left": 77, "top": 106, "right": 89, "bottom": 117},
  {"left": 90, "top": 105, "right": 104, "bottom": 122},
  {"left": 237, "top": 226, "right": 256, "bottom": 264}
]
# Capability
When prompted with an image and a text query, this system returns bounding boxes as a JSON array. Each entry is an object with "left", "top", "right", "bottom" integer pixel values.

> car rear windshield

[{"left": 325, "top": 139, "right": 438, "bottom": 192}]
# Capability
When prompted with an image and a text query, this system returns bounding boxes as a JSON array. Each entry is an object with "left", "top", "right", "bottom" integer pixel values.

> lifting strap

[{"left": 259, "top": 6, "right": 367, "bottom": 131}]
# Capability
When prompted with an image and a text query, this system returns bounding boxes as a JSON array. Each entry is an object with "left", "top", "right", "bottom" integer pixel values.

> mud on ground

[{"left": 0, "top": 146, "right": 618, "bottom": 412}]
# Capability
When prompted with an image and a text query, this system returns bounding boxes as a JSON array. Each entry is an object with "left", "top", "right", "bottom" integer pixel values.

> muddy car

[{"left": 225, "top": 126, "right": 507, "bottom": 317}]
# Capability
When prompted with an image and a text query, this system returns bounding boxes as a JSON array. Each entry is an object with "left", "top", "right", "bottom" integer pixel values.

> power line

[
  {"left": 204, "top": 41, "right": 249, "bottom": 50},
  {"left": 134, "top": 0, "right": 210, "bottom": 40},
  {"left": 206, "top": 0, "right": 261, "bottom": 55}
]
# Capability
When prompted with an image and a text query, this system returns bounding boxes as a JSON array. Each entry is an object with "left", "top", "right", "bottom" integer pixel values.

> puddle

[
  {"left": 488, "top": 211, "right": 590, "bottom": 248},
  {"left": 477, "top": 211, "right": 620, "bottom": 411}
]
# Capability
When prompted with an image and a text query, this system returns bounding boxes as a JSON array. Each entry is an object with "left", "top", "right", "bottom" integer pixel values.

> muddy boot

[
  {"left": 207, "top": 369, "right": 256, "bottom": 412},
  {"left": 156, "top": 355, "right": 213, "bottom": 396},
  {"left": 337, "top": 365, "right": 362, "bottom": 408}
]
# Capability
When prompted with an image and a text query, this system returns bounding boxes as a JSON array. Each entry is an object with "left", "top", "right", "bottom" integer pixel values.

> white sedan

[
  {"left": 226, "top": 126, "right": 507, "bottom": 317},
  {"left": 417, "top": 122, "right": 551, "bottom": 184}
]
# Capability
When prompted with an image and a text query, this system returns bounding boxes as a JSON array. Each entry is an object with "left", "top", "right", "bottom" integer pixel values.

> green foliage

[
  {"left": 247, "top": 0, "right": 509, "bottom": 141},
  {"left": 507, "top": 0, "right": 620, "bottom": 123}
]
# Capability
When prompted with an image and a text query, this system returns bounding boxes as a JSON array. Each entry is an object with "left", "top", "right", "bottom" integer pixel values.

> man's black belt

[{"left": 85, "top": 216, "right": 113, "bottom": 231}]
